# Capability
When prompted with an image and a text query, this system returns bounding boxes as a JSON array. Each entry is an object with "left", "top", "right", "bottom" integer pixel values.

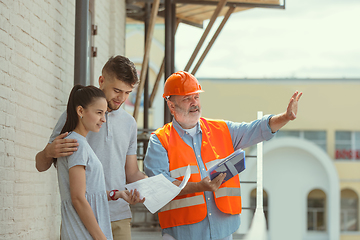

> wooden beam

[
  {"left": 133, "top": 0, "right": 161, "bottom": 121},
  {"left": 149, "top": 59, "right": 164, "bottom": 108},
  {"left": 149, "top": 19, "right": 180, "bottom": 108},
  {"left": 184, "top": 0, "right": 228, "bottom": 72},
  {"left": 191, "top": 6, "right": 235, "bottom": 75},
  {"left": 175, "top": 0, "right": 284, "bottom": 9}
]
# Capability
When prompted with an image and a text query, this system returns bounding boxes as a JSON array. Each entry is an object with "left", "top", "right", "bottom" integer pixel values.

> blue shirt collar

[{"left": 172, "top": 118, "right": 202, "bottom": 138}]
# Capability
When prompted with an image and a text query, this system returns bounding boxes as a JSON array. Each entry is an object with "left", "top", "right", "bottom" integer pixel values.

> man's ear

[
  {"left": 99, "top": 76, "right": 105, "bottom": 88},
  {"left": 76, "top": 105, "right": 84, "bottom": 118},
  {"left": 167, "top": 99, "right": 175, "bottom": 115}
]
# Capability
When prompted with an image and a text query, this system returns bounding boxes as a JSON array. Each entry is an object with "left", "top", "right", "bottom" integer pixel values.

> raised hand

[{"left": 286, "top": 90, "right": 302, "bottom": 121}]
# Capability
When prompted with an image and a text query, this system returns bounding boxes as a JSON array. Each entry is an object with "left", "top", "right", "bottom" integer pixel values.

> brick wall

[
  {"left": 0, "top": 0, "right": 126, "bottom": 239},
  {"left": 93, "top": 0, "right": 126, "bottom": 85}
]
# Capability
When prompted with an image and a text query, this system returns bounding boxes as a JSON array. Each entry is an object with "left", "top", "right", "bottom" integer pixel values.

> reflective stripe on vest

[
  {"left": 170, "top": 165, "right": 199, "bottom": 179},
  {"left": 160, "top": 195, "right": 205, "bottom": 212},
  {"left": 215, "top": 187, "right": 241, "bottom": 198},
  {"left": 155, "top": 118, "right": 241, "bottom": 229}
]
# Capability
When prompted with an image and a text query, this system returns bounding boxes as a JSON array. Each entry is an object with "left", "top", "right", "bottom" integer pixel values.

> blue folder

[{"left": 207, "top": 149, "right": 246, "bottom": 183}]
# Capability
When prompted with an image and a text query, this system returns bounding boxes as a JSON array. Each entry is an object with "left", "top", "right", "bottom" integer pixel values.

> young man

[
  {"left": 36, "top": 56, "right": 146, "bottom": 240},
  {"left": 144, "top": 71, "right": 302, "bottom": 240}
]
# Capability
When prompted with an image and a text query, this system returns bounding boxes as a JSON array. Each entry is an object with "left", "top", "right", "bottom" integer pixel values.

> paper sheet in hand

[
  {"left": 206, "top": 149, "right": 245, "bottom": 183},
  {"left": 125, "top": 165, "right": 191, "bottom": 214}
]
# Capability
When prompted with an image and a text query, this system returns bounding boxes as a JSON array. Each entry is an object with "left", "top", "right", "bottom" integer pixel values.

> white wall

[
  {"left": 0, "top": 0, "right": 126, "bottom": 239},
  {"left": 239, "top": 138, "right": 340, "bottom": 240},
  {"left": 93, "top": 0, "right": 126, "bottom": 81}
]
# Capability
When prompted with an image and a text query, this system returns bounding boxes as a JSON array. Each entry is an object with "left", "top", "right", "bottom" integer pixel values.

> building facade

[
  {"left": 198, "top": 78, "right": 360, "bottom": 240},
  {"left": 0, "top": 0, "right": 127, "bottom": 239}
]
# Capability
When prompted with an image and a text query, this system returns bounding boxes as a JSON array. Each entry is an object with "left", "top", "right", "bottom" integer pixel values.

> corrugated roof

[{"left": 126, "top": 0, "right": 282, "bottom": 27}]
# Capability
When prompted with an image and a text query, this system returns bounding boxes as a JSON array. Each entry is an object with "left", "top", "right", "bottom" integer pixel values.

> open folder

[{"left": 206, "top": 149, "right": 246, "bottom": 183}]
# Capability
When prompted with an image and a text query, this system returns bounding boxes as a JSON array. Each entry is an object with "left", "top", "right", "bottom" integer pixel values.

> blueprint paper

[{"left": 125, "top": 165, "right": 191, "bottom": 214}]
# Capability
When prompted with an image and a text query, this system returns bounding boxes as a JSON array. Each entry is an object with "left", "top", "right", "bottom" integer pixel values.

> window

[
  {"left": 303, "top": 131, "right": 327, "bottom": 151},
  {"left": 341, "top": 189, "right": 358, "bottom": 231},
  {"left": 307, "top": 189, "right": 326, "bottom": 231},
  {"left": 250, "top": 189, "right": 269, "bottom": 229},
  {"left": 274, "top": 130, "right": 327, "bottom": 151},
  {"left": 275, "top": 130, "right": 300, "bottom": 138},
  {"left": 335, "top": 131, "right": 360, "bottom": 160}
]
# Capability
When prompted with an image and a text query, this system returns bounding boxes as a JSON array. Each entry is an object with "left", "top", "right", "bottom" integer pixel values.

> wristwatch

[{"left": 109, "top": 190, "right": 119, "bottom": 200}]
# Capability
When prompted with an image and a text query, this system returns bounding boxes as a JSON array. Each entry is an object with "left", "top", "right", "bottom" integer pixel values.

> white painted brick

[
  {"left": 10, "top": 52, "right": 28, "bottom": 72},
  {"left": 0, "top": 153, "right": 4, "bottom": 168},
  {"left": 5, "top": 99, "right": 16, "bottom": 116},
  {"left": 6, "top": 31, "right": 15, "bottom": 50},
  {"left": 0, "top": 76, "right": 5, "bottom": 89},
  {"left": 0, "top": 3, "right": 10, "bottom": 21},
  {"left": 29, "top": 14, "right": 42, "bottom": 33},
  {"left": 14, "top": 40, "right": 30, "bottom": 60},
  {"left": 0, "top": 56, "right": 9, "bottom": 73},
  {"left": 0, "top": 84, "right": 10, "bottom": 99},
  {"left": 34, "top": 40, "right": 47, "bottom": 57},
  {"left": 43, "top": 13, "right": 54, "bottom": 31},
  {"left": 2, "top": 168, "right": 14, "bottom": 182},
  {"left": 0, "top": 0, "right": 125, "bottom": 238},
  {"left": 11, "top": 13, "right": 30, "bottom": 35},
  {"left": 28, "top": 56, "right": 41, "bottom": 76},
  {"left": 0, "top": 14, "right": 10, "bottom": 33},
  {"left": 0, "top": 221, "right": 14, "bottom": 235},
  {"left": 5, "top": 114, "right": 15, "bottom": 128},
  {"left": 4, "top": 126, "right": 15, "bottom": 141},
  {"left": 18, "top": 2, "right": 30, "bottom": 21},
  {"left": 1, "top": 0, "right": 13, "bottom": 8},
  {"left": 0, "top": 42, "right": 6, "bottom": 57},
  {"left": 20, "top": 120, "right": 32, "bottom": 133},
  {"left": 0, "top": 29, "right": 9, "bottom": 46},
  {"left": 21, "top": 1, "right": 36, "bottom": 18},
  {"left": 0, "top": 140, "right": 4, "bottom": 153},
  {"left": 15, "top": 131, "right": 26, "bottom": 148},
  {"left": 0, "top": 97, "right": 3, "bottom": 114},
  {"left": 5, "top": 42, "right": 13, "bottom": 61},
  {"left": 0, "top": 72, "right": 5, "bottom": 87}
]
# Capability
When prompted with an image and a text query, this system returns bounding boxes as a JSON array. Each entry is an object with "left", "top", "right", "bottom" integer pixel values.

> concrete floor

[
  {"left": 131, "top": 230, "right": 162, "bottom": 240},
  {"left": 131, "top": 228, "right": 245, "bottom": 240}
]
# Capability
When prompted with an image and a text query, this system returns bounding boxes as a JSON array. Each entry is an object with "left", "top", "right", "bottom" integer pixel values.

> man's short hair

[{"left": 102, "top": 55, "right": 139, "bottom": 86}]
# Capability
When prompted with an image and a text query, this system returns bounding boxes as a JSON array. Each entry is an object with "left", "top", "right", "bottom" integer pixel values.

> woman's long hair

[{"left": 53, "top": 85, "right": 106, "bottom": 166}]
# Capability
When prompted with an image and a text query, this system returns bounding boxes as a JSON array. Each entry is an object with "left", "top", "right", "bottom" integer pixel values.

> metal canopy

[
  {"left": 127, "top": 0, "right": 282, "bottom": 27},
  {"left": 127, "top": 0, "right": 284, "bottom": 123}
]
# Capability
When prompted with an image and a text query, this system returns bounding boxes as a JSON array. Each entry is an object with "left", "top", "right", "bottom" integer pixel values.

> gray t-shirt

[
  {"left": 50, "top": 107, "right": 138, "bottom": 221},
  {"left": 57, "top": 131, "right": 112, "bottom": 240}
]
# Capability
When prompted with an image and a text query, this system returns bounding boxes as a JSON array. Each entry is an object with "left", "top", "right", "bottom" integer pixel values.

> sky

[{"left": 175, "top": 0, "right": 360, "bottom": 79}]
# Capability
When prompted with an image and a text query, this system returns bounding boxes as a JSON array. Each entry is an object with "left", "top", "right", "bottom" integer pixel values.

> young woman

[{"left": 55, "top": 85, "right": 130, "bottom": 240}]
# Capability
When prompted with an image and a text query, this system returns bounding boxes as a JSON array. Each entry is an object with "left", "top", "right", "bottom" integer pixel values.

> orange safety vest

[{"left": 155, "top": 118, "right": 242, "bottom": 229}]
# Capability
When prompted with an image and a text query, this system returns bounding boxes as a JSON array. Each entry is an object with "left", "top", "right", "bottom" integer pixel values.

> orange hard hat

[{"left": 163, "top": 71, "right": 204, "bottom": 98}]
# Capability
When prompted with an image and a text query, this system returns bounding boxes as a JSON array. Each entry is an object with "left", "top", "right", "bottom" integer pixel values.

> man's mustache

[{"left": 189, "top": 106, "right": 200, "bottom": 112}]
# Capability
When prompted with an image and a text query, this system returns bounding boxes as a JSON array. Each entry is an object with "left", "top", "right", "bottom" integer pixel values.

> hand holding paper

[{"left": 125, "top": 165, "right": 191, "bottom": 214}]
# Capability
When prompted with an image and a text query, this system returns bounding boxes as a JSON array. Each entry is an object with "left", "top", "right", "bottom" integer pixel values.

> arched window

[
  {"left": 250, "top": 188, "right": 269, "bottom": 229},
  {"left": 307, "top": 189, "right": 326, "bottom": 231},
  {"left": 341, "top": 189, "right": 358, "bottom": 231}
]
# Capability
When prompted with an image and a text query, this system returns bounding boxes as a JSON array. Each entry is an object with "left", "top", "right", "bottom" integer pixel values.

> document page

[{"left": 125, "top": 165, "right": 191, "bottom": 214}]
